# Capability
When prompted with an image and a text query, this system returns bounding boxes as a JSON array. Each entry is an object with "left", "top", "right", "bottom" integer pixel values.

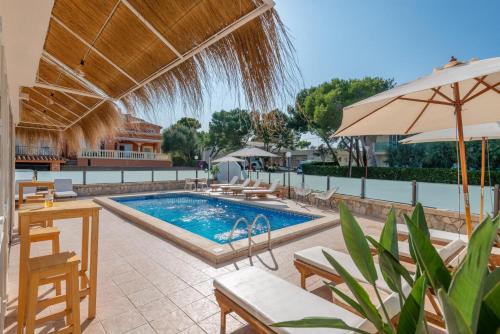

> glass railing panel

[
  {"left": 418, "top": 182, "right": 494, "bottom": 215},
  {"left": 153, "top": 170, "right": 177, "bottom": 181},
  {"left": 304, "top": 175, "right": 328, "bottom": 191},
  {"left": 178, "top": 170, "right": 198, "bottom": 180},
  {"left": 124, "top": 171, "right": 152, "bottom": 183},
  {"left": 37, "top": 171, "right": 84, "bottom": 185},
  {"left": 330, "top": 177, "right": 361, "bottom": 196},
  {"left": 15, "top": 169, "right": 34, "bottom": 180},
  {"left": 365, "top": 179, "right": 412, "bottom": 204},
  {"left": 269, "top": 172, "right": 285, "bottom": 186},
  {"left": 86, "top": 171, "right": 121, "bottom": 184}
]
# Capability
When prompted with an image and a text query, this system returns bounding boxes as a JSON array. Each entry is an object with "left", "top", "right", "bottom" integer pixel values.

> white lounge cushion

[
  {"left": 438, "top": 239, "right": 467, "bottom": 263},
  {"left": 397, "top": 224, "right": 468, "bottom": 243},
  {"left": 214, "top": 267, "right": 368, "bottom": 334},
  {"left": 55, "top": 191, "right": 78, "bottom": 198},
  {"left": 294, "top": 246, "right": 392, "bottom": 292}
]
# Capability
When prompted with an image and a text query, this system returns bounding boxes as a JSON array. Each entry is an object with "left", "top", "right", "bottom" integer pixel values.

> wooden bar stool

[
  {"left": 24, "top": 251, "right": 81, "bottom": 334},
  {"left": 29, "top": 227, "right": 62, "bottom": 295}
]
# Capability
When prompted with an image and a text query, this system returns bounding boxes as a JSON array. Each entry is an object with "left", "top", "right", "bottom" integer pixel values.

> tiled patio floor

[{"left": 4, "top": 195, "right": 387, "bottom": 334}]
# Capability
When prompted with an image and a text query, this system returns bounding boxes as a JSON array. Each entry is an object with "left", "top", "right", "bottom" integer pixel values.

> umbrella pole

[
  {"left": 454, "top": 83, "right": 473, "bottom": 237},
  {"left": 480, "top": 137, "right": 486, "bottom": 222}
]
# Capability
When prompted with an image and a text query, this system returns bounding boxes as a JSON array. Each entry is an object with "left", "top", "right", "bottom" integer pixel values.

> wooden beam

[
  {"left": 22, "top": 102, "right": 68, "bottom": 127},
  {"left": 120, "top": 0, "right": 183, "bottom": 58},
  {"left": 51, "top": 15, "right": 139, "bottom": 85},
  {"left": 16, "top": 125, "right": 61, "bottom": 132},
  {"left": 18, "top": 121, "right": 62, "bottom": 128},
  {"left": 462, "top": 81, "right": 500, "bottom": 104},
  {"left": 32, "top": 82, "right": 106, "bottom": 100},
  {"left": 29, "top": 88, "right": 81, "bottom": 118},
  {"left": 431, "top": 88, "right": 454, "bottom": 104},
  {"left": 36, "top": 77, "right": 91, "bottom": 110},
  {"left": 64, "top": 100, "right": 107, "bottom": 130},
  {"left": 28, "top": 99, "right": 74, "bottom": 123},
  {"left": 474, "top": 77, "right": 500, "bottom": 94},
  {"left": 41, "top": 52, "right": 111, "bottom": 100}
]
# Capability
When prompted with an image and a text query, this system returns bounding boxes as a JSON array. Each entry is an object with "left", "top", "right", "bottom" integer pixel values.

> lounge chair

[
  {"left": 396, "top": 223, "right": 468, "bottom": 245},
  {"left": 197, "top": 178, "right": 209, "bottom": 190},
  {"left": 294, "top": 186, "right": 312, "bottom": 202},
  {"left": 293, "top": 246, "right": 445, "bottom": 327},
  {"left": 219, "top": 178, "right": 251, "bottom": 193},
  {"left": 209, "top": 176, "right": 238, "bottom": 190},
  {"left": 228, "top": 179, "right": 264, "bottom": 195},
  {"left": 184, "top": 178, "right": 196, "bottom": 190},
  {"left": 54, "top": 179, "right": 78, "bottom": 199},
  {"left": 243, "top": 180, "right": 281, "bottom": 199},
  {"left": 214, "top": 266, "right": 400, "bottom": 334},
  {"left": 14, "top": 180, "right": 37, "bottom": 201},
  {"left": 313, "top": 188, "right": 338, "bottom": 208}
]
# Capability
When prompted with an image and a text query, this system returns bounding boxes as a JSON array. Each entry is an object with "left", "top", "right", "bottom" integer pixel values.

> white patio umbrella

[
  {"left": 228, "top": 147, "right": 278, "bottom": 178},
  {"left": 401, "top": 122, "right": 500, "bottom": 221},
  {"left": 212, "top": 156, "right": 245, "bottom": 182},
  {"left": 335, "top": 57, "right": 500, "bottom": 236}
]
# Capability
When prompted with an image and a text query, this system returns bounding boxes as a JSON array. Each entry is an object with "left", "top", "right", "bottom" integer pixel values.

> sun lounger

[
  {"left": 396, "top": 224, "right": 468, "bottom": 245},
  {"left": 293, "top": 246, "right": 444, "bottom": 326},
  {"left": 365, "top": 236, "right": 466, "bottom": 265},
  {"left": 228, "top": 179, "right": 265, "bottom": 195},
  {"left": 219, "top": 178, "right": 251, "bottom": 193},
  {"left": 54, "top": 179, "right": 78, "bottom": 199},
  {"left": 243, "top": 180, "right": 281, "bottom": 199},
  {"left": 210, "top": 176, "right": 238, "bottom": 190},
  {"left": 214, "top": 266, "right": 400, "bottom": 333}
]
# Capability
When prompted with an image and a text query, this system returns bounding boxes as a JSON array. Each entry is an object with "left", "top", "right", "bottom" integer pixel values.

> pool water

[{"left": 113, "top": 193, "right": 318, "bottom": 244}]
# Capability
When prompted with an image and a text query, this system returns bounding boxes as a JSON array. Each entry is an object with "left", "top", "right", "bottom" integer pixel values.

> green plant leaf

[
  {"left": 272, "top": 317, "right": 371, "bottom": 334},
  {"left": 404, "top": 214, "right": 451, "bottom": 292},
  {"left": 367, "top": 236, "right": 414, "bottom": 297},
  {"left": 476, "top": 269, "right": 500, "bottom": 334},
  {"left": 437, "top": 289, "right": 473, "bottom": 334},
  {"left": 339, "top": 202, "right": 378, "bottom": 284},
  {"left": 325, "top": 282, "right": 367, "bottom": 318},
  {"left": 379, "top": 208, "right": 399, "bottom": 258},
  {"left": 396, "top": 276, "right": 427, "bottom": 334},
  {"left": 448, "top": 215, "right": 500, "bottom": 331},
  {"left": 411, "top": 203, "right": 430, "bottom": 237},
  {"left": 322, "top": 250, "right": 386, "bottom": 332}
]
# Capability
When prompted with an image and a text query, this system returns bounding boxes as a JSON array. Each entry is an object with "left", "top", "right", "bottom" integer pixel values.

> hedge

[{"left": 302, "top": 163, "right": 500, "bottom": 186}]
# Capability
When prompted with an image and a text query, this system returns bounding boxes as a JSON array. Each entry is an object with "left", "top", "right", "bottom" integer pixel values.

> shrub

[{"left": 302, "top": 163, "right": 500, "bottom": 185}]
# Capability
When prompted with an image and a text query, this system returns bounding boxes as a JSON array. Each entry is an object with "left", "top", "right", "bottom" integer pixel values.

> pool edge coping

[{"left": 94, "top": 191, "right": 341, "bottom": 264}]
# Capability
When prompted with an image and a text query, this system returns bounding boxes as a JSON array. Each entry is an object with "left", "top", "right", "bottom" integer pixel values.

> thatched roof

[{"left": 16, "top": 0, "right": 297, "bottom": 152}]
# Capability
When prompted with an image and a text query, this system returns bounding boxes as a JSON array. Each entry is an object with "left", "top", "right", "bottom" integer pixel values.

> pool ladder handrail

[{"left": 229, "top": 214, "right": 271, "bottom": 257}]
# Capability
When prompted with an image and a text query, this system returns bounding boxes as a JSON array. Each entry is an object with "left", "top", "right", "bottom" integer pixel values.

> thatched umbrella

[
  {"left": 335, "top": 57, "right": 500, "bottom": 237},
  {"left": 401, "top": 122, "right": 500, "bottom": 221},
  {"left": 16, "top": 0, "right": 298, "bottom": 152}
]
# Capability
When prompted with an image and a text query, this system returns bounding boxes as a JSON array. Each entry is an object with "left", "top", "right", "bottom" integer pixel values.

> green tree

[
  {"left": 161, "top": 124, "right": 199, "bottom": 164},
  {"left": 290, "top": 77, "right": 395, "bottom": 165},
  {"left": 296, "top": 140, "right": 311, "bottom": 149},
  {"left": 251, "top": 109, "right": 299, "bottom": 152},
  {"left": 177, "top": 117, "right": 201, "bottom": 130},
  {"left": 205, "top": 109, "right": 252, "bottom": 157}
]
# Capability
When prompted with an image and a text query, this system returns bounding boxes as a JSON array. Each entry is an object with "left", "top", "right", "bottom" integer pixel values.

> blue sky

[{"left": 152, "top": 0, "right": 500, "bottom": 144}]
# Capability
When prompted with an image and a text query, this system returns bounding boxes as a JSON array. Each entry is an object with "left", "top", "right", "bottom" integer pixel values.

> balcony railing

[
  {"left": 16, "top": 146, "right": 58, "bottom": 156},
  {"left": 79, "top": 149, "right": 170, "bottom": 161}
]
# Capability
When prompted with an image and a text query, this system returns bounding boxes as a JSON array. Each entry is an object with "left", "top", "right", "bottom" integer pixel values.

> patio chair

[
  {"left": 54, "top": 179, "right": 78, "bottom": 199},
  {"left": 209, "top": 176, "right": 238, "bottom": 190},
  {"left": 14, "top": 180, "right": 37, "bottom": 201},
  {"left": 184, "top": 178, "right": 196, "bottom": 190},
  {"left": 214, "top": 266, "right": 401, "bottom": 334},
  {"left": 198, "top": 178, "right": 209, "bottom": 190},
  {"left": 242, "top": 179, "right": 281, "bottom": 199},
  {"left": 219, "top": 178, "right": 251, "bottom": 194},
  {"left": 313, "top": 188, "right": 338, "bottom": 208},
  {"left": 294, "top": 186, "right": 312, "bottom": 203}
]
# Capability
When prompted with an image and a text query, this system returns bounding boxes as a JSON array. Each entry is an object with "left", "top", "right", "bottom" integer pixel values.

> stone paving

[{"left": 4, "top": 195, "right": 394, "bottom": 334}]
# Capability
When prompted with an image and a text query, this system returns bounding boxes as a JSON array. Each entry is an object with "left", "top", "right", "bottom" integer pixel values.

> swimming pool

[{"left": 113, "top": 193, "right": 319, "bottom": 244}]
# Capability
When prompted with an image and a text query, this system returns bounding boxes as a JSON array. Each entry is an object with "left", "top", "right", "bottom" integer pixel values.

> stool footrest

[
  {"left": 35, "top": 309, "right": 69, "bottom": 326},
  {"left": 37, "top": 295, "right": 66, "bottom": 310}
]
